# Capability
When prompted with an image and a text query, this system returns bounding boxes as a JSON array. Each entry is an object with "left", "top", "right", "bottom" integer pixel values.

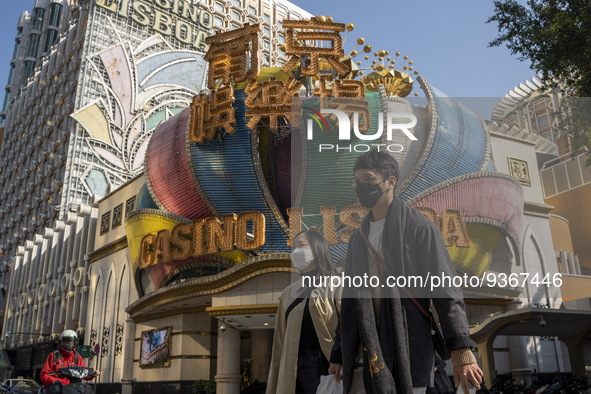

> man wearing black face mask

[{"left": 328, "top": 150, "right": 483, "bottom": 394}]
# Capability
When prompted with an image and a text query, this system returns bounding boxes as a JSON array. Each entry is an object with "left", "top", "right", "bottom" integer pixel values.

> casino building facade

[
  {"left": 1, "top": 2, "right": 591, "bottom": 394},
  {"left": 0, "top": 0, "right": 312, "bottom": 303},
  {"left": 0, "top": 0, "right": 312, "bottom": 387}
]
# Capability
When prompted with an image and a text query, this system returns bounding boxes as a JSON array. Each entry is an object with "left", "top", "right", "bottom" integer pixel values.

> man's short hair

[{"left": 353, "top": 149, "right": 399, "bottom": 181}]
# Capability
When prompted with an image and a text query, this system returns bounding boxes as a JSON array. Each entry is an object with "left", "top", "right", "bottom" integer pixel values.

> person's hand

[
  {"left": 94, "top": 371, "right": 101, "bottom": 376},
  {"left": 454, "top": 363, "right": 483, "bottom": 393},
  {"left": 328, "top": 363, "right": 342, "bottom": 383}
]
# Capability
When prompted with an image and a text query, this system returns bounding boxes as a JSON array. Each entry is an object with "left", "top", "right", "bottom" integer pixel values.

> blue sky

[{"left": 0, "top": 0, "right": 535, "bottom": 111}]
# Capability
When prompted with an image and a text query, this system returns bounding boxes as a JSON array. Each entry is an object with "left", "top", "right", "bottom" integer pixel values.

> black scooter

[{"left": 40, "top": 367, "right": 95, "bottom": 394}]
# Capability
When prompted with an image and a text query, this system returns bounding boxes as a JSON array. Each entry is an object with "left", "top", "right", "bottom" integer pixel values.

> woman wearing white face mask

[{"left": 266, "top": 230, "right": 342, "bottom": 394}]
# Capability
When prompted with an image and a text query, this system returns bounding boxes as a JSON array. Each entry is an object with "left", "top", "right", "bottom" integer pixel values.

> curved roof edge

[
  {"left": 487, "top": 121, "right": 558, "bottom": 155},
  {"left": 491, "top": 76, "right": 544, "bottom": 122}
]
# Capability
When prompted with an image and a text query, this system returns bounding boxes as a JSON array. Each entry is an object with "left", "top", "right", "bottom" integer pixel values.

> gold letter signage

[
  {"left": 139, "top": 211, "right": 266, "bottom": 269},
  {"left": 96, "top": 0, "right": 212, "bottom": 51}
]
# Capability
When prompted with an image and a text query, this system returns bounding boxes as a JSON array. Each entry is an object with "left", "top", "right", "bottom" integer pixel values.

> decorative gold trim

[
  {"left": 508, "top": 157, "right": 532, "bottom": 186},
  {"left": 134, "top": 355, "right": 216, "bottom": 362},
  {"left": 126, "top": 256, "right": 292, "bottom": 319},
  {"left": 206, "top": 304, "right": 278, "bottom": 316},
  {"left": 524, "top": 201, "right": 554, "bottom": 218},
  {"left": 174, "top": 331, "right": 216, "bottom": 336},
  {"left": 160, "top": 256, "right": 236, "bottom": 289},
  {"left": 88, "top": 237, "right": 128, "bottom": 262},
  {"left": 133, "top": 331, "right": 225, "bottom": 339},
  {"left": 464, "top": 298, "right": 513, "bottom": 306},
  {"left": 132, "top": 307, "right": 207, "bottom": 324}
]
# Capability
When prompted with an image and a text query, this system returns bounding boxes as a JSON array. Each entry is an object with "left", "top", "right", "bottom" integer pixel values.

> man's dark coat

[{"left": 330, "top": 197, "right": 476, "bottom": 393}]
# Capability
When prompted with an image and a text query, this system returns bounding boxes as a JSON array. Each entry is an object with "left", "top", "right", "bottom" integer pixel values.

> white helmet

[{"left": 60, "top": 329, "right": 78, "bottom": 351}]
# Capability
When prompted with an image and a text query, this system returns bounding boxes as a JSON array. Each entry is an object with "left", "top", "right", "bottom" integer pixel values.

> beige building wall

[{"left": 545, "top": 183, "right": 591, "bottom": 272}]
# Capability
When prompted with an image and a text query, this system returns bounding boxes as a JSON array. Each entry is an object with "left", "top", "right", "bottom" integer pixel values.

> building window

[
  {"left": 32, "top": 8, "right": 45, "bottom": 31},
  {"left": 263, "top": 40, "right": 270, "bottom": 49},
  {"left": 112, "top": 204, "right": 123, "bottom": 229},
  {"left": 215, "top": 2, "right": 225, "bottom": 12},
  {"left": 264, "top": 27, "right": 271, "bottom": 37},
  {"left": 263, "top": 13, "right": 271, "bottom": 24},
  {"left": 2, "top": 90, "right": 10, "bottom": 112},
  {"left": 232, "top": 0, "right": 242, "bottom": 7},
  {"left": 47, "top": 3, "right": 63, "bottom": 28},
  {"left": 232, "top": 10, "right": 242, "bottom": 22},
  {"left": 536, "top": 113, "right": 549, "bottom": 130},
  {"left": 25, "top": 33, "right": 41, "bottom": 58},
  {"left": 125, "top": 196, "right": 136, "bottom": 218},
  {"left": 248, "top": 5, "right": 257, "bottom": 15},
  {"left": 7, "top": 65, "right": 15, "bottom": 85},
  {"left": 100, "top": 211, "right": 111, "bottom": 235},
  {"left": 214, "top": 16, "right": 224, "bottom": 27},
  {"left": 12, "top": 39, "right": 20, "bottom": 59},
  {"left": 43, "top": 29, "right": 59, "bottom": 53},
  {"left": 21, "top": 60, "right": 36, "bottom": 83}
]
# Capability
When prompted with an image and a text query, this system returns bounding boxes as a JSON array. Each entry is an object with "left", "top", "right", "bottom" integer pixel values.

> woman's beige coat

[{"left": 266, "top": 280, "right": 341, "bottom": 394}]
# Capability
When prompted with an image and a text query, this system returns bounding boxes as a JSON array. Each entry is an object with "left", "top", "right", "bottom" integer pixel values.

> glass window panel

[
  {"left": 553, "top": 164, "right": 569, "bottom": 194},
  {"left": 248, "top": 5, "right": 257, "bottom": 15},
  {"left": 580, "top": 156, "right": 591, "bottom": 184},
  {"left": 32, "top": 8, "right": 44, "bottom": 31},
  {"left": 43, "top": 30, "right": 59, "bottom": 53},
  {"left": 7, "top": 65, "right": 15, "bottom": 84},
  {"left": 537, "top": 113, "right": 549, "bottom": 129},
  {"left": 565, "top": 158, "right": 582, "bottom": 188},
  {"left": 12, "top": 40, "right": 20, "bottom": 59},
  {"left": 540, "top": 169, "right": 556, "bottom": 197},
  {"left": 2, "top": 91, "right": 10, "bottom": 112},
  {"left": 48, "top": 4, "right": 63, "bottom": 28},
  {"left": 25, "top": 34, "right": 40, "bottom": 57},
  {"left": 541, "top": 130, "right": 553, "bottom": 142}
]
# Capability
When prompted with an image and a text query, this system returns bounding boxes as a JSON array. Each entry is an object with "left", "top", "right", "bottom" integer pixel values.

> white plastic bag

[
  {"left": 317, "top": 374, "right": 343, "bottom": 394},
  {"left": 455, "top": 384, "right": 476, "bottom": 394}
]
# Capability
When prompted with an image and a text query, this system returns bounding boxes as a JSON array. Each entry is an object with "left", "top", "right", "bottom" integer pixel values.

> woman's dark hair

[
  {"left": 293, "top": 230, "right": 336, "bottom": 276},
  {"left": 353, "top": 149, "right": 399, "bottom": 181}
]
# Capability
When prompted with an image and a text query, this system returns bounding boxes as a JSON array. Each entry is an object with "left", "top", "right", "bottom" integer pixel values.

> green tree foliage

[
  {"left": 488, "top": 0, "right": 591, "bottom": 158},
  {"left": 488, "top": 0, "right": 591, "bottom": 96}
]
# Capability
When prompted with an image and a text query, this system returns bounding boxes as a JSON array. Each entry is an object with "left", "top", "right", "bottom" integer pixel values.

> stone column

[
  {"left": 120, "top": 318, "right": 136, "bottom": 394},
  {"left": 215, "top": 321, "right": 241, "bottom": 394},
  {"left": 561, "top": 337, "right": 586, "bottom": 377},
  {"left": 477, "top": 338, "right": 495, "bottom": 388},
  {"left": 250, "top": 329, "right": 273, "bottom": 383}
]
